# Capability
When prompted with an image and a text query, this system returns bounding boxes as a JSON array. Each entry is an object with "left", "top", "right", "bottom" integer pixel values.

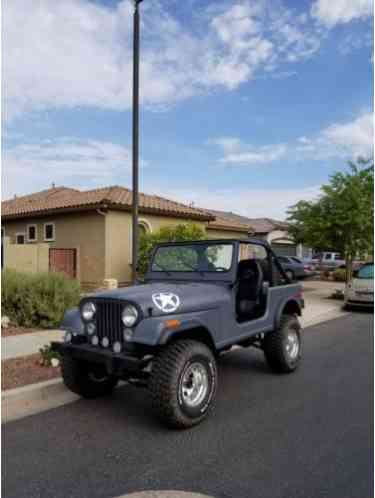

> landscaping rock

[{"left": 2, "top": 316, "right": 10, "bottom": 328}]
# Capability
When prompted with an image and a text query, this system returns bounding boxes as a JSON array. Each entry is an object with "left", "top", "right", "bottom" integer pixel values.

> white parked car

[{"left": 344, "top": 263, "right": 374, "bottom": 309}]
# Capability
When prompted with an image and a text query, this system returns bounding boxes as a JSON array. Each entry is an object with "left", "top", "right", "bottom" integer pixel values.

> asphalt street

[{"left": 3, "top": 312, "right": 373, "bottom": 498}]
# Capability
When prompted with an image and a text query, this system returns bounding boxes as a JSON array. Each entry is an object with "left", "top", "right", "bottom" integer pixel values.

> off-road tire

[
  {"left": 61, "top": 355, "right": 118, "bottom": 399},
  {"left": 149, "top": 340, "right": 218, "bottom": 429},
  {"left": 263, "top": 314, "right": 301, "bottom": 373}
]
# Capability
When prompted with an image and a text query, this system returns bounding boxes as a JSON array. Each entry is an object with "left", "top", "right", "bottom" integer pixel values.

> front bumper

[{"left": 51, "top": 341, "right": 150, "bottom": 376}]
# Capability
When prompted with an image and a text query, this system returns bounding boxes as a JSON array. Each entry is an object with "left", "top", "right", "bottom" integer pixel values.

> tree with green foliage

[
  {"left": 287, "top": 158, "right": 374, "bottom": 280},
  {"left": 137, "top": 223, "right": 206, "bottom": 277}
]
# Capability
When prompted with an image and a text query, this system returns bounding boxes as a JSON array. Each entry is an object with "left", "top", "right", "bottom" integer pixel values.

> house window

[
  {"left": 16, "top": 233, "right": 25, "bottom": 244},
  {"left": 44, "top": 223, "right": 55, "bottom": 241},
  {"left": 27, "top": 224, "right": 37, "bottom": 242}
]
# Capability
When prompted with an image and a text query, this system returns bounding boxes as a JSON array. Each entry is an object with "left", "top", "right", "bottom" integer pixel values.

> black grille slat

[{"left": 94, "top": 299, "right": 123, "bottom": 346}]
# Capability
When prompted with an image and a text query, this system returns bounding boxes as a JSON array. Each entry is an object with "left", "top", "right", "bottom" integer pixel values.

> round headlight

[
  {"left": 82, "top": 302, "right": 96, "bottom": 321},
  {"left": 91, "top": 335, "right": 99, "bottom": 346},
  {"left": 121, "top": 305, "right": 138, "bottom": 327}
]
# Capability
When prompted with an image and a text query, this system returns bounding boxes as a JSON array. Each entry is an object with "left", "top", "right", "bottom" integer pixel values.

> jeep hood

[{"left": 93, "top": 281, "right": 229, "bottom": 317}]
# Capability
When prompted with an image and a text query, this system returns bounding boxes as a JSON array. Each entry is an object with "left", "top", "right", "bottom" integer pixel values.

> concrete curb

[
  {"left": 117, "top": 492, "right": 213, "bottom": 498},
  {"left": 300, "top": 308, "right": 347, "bottom": 328},
  {"left": 2, "top": 378, "right": 79, "bottom": 424}
]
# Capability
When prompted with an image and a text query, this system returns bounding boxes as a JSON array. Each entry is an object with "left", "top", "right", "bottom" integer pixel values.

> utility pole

[{"left": 131, "top": 0, "right": 143, "bottom": 284}]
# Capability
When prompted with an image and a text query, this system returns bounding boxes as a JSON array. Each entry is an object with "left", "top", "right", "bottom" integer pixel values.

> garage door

[
  {"left": 271, "top": 243, "right": 297, "bottom": 257},
  {"left": 49, "top": 248, "right": 77, "bottom": 279}
]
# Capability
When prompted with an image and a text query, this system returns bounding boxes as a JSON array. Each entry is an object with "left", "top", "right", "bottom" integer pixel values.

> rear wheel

[
  {"left": 61, "top": 355, "right": 118, "bottom": 398},
  {"left": 149, "top": 340, "right": 218, "bottom": 429},
  {"left": 263, "top": 314, "right": 301, "bottom": 373}
]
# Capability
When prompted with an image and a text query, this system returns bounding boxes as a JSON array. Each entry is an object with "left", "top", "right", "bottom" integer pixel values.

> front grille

[{"left": 95, "top": 299, "right": 123, "bottom": 345}]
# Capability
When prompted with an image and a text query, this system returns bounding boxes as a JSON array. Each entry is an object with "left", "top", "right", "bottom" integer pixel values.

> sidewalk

[
  {"left": 301, "top": 280, "right": 346, "bottom": 328},
  {"left": 2, "top": 330, "right": 63, "bottom": 360}
]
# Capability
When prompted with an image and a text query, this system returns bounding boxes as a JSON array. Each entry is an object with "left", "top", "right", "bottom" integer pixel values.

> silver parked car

[
  {"left": 277, "top": 256, "right": 306, "bottom": 280},
  {"left": 344, "top": 263, "right": 374, "bottom": 309}
]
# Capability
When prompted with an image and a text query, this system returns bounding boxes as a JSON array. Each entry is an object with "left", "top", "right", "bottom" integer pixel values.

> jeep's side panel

[
  {"left": 133, "top": 282, "right": 302, "bottom": 350},
  {"left": 214, "top": 283, "right": 302, "bottom": 349},
  {"left": 60, "top": 308, "right": 84, "bottom": 335}
]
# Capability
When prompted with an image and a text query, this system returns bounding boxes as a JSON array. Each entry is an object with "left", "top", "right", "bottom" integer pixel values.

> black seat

[{"left": 236, "top": 259, "right": 264, "bottom": 317}]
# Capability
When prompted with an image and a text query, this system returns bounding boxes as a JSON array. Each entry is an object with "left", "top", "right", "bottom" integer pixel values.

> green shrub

[
  {"left": 1, "top": 269, "right": 81, "bottom": 328},
  {"left": 137, "top": 223, "right": 206, "bottom": 277},
  {"left": 332, "top": 268, "right": 346, "bottom": 282}
]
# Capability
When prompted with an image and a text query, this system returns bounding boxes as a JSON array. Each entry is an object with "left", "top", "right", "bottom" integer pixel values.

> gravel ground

[{"left": 2, "top": 354, "right": 61, "bottom": 391}]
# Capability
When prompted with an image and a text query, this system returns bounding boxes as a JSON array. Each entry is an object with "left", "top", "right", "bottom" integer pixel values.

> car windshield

[
  {"left": 357, "top": 264, "right": 374, "bottom": 280},
  {"left": 151, "top": 243, "right": 234, "bottom": 273}
]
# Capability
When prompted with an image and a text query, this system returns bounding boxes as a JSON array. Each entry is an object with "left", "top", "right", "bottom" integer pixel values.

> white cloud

[
  {"left": 148, "top": 184, "right": 321, "bottom": 219},
  {"left": 311, "top": 0, "right": 373, "bottom": 26},
  {"left": 209, "top": 137, "right": 287, "bottom": 165},
  {"left": 210, "top": 111, "right": 374, "bottom": 166},
  {"left": 3, "top": 0, "right": 322, "bottom": 121},
  {"left": 297, "top": 111, "right": 374, "bottom": 159},
  {"left": 2, "top": 138, "right": 136, "bottom": 199}
]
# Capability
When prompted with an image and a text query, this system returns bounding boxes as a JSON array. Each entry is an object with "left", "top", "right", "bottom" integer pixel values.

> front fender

[
  {"left": 60, "top": 307, "right": 84, "bottom": 335},
  {"left": 133, "top": 309, "right": 218, "bottom": 347}
]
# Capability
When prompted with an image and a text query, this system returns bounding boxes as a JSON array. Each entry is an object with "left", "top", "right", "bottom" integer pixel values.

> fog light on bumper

[
  {"left": 113, "top": 341, "right": 122, "bottom": 354},
  {"left": 123, "top": 328, "right": 133, "bottom": 342}
]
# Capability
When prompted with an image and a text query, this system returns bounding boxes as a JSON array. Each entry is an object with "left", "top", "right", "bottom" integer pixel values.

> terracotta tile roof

[
  {"left": 2, "top": 186, "right": 214, "bottom": 222},
  {"left": 206, "top": 214, "right": 250, "bottom": 233},
  {"left": 206, "top": 210, "right": 289, "bottom": 234}
]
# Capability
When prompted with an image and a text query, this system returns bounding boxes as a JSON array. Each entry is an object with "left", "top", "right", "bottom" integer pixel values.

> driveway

[
  {"left": 3, "top": 312, "right": 373, "bottom": 498},
  {"left": 301, "top": 279, "right": 346, "bottom": 328}
]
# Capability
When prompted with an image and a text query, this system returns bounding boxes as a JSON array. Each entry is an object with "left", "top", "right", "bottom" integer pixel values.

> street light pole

[{"left": 131, "top": 0, "right": 143, "bottom": 284}]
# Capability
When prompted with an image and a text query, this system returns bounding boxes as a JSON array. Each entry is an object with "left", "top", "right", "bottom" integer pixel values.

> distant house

[
  {"left": 2, "top": 186, "right": 249, "bottom": 287},
  {"left": 206, "top": 210, "right": 312, "bottom": 259}
]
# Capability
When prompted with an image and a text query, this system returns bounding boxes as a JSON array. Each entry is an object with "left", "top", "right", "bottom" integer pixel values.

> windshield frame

[{"left": 146, "top": 240, "right": 236, "bottom": 282}]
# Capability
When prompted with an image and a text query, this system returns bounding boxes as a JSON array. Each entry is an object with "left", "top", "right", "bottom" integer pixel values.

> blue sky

[{"left": 2, "top": 0, "right": 373, "bottom": 218}]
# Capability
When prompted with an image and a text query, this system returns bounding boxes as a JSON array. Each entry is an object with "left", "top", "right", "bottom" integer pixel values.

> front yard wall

[
  {"left": 4, "top": 238, "right": 49, "bottom": 273},
  {"left": 3, "top": 212, "right": 106, "bottom": 287}
]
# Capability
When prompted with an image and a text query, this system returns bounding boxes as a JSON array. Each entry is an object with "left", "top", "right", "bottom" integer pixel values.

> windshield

[
  {"left": 357, "top": 264, "right": 374, "bottom": 280},
  {"left": 151, "top": 243, "right": 234, "bottom": 273}
]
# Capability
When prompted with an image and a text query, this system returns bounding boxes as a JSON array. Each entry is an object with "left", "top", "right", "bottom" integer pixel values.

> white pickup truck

[{"left": 313, "top": 252, "right": 345, "bottom": 270}]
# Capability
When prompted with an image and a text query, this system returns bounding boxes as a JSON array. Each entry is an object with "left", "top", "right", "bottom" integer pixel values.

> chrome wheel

[
  {"left": 285, "top": 330, "right": 299, "bottom": 360},
  {"left": 181, "top": 362, "right": 209, "bottom": 408}
]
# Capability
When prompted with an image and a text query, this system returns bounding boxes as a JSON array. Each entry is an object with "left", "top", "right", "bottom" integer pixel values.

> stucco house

[
  {"left": 207, "top": 210, "right": 312, "bottom": 258},
  {"left": 2, "top": 186, "right": 249, "bottom": 287}
]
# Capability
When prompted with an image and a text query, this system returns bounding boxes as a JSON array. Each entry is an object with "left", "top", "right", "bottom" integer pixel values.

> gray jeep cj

[{"left": 52, "top": 239, "right": 304, "bottom": 429}]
